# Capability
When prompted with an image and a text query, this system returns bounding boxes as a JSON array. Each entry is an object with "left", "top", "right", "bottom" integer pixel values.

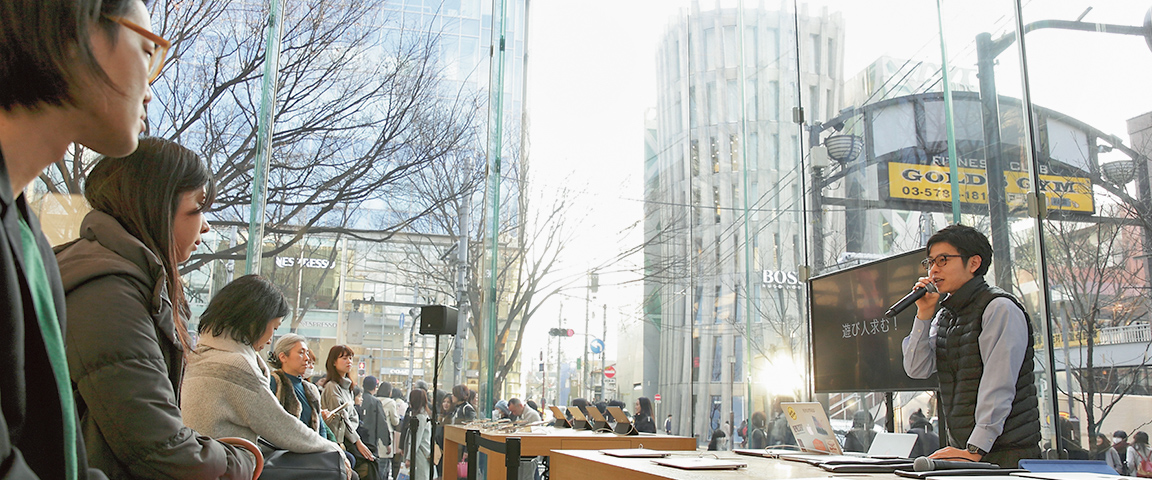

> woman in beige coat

[{"left": 321, "top": 345, "right": 375, "bottom": 471}]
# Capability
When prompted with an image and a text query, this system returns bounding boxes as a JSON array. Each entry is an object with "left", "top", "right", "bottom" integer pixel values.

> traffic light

[{"left": 548, "top": 328, "right": 574, "bottom": 337}]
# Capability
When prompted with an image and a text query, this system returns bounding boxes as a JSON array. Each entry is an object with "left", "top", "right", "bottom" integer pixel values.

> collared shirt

[{"left": 902, "top": 297, "right": 1029, "bottom": 453}]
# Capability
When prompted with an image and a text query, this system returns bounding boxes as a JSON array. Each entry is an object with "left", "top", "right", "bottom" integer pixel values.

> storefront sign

[
  {"left": 761, "top": 269, "right": 802, "bottom": 288},
  {"left": 275, "top": 256, "right": 332, "bottom": 269},
  {"left": 886, "top": 161, "right": 1093, "bottom": 213}
]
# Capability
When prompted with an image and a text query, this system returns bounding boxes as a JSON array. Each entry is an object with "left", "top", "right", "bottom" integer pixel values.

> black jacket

[
  {"left": 359, "top": 392, "right": 391, "bottom": 454},
  {"left": 0, "top": 149, "right": 106, "bottom": 479},
  {"left": 935, "top": 277, "right": 1040, "bottom": 453}
]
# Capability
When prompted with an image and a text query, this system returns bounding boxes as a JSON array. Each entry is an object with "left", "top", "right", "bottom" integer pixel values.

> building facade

[{"left": 644, "top": 1, "right": 844, "bottom": 443}]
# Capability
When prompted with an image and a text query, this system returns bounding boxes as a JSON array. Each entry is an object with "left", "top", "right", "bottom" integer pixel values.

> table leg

[{"left": 445, "top": 437, "right": 460, "bottom": 480}]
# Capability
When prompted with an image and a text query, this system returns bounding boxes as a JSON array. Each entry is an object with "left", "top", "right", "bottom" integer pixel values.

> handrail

[{"left": 218, "top": 437, "right": 264, "bottom": 479}]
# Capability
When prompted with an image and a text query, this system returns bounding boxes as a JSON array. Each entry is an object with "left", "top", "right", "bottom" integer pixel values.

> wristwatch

[{"left": 967, "top": 444, "right": 987, "bottom": 456}]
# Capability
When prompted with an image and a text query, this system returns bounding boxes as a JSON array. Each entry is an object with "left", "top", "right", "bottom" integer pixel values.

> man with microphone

[{"left": 901, "top": 224, "right": 1041, "bottom": 468}]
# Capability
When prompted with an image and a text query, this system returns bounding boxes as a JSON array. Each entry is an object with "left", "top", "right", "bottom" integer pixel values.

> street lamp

[
  {"left": 808, "top": 107, "right": 863, "bottom": 273},
  {"left": 974, "top": 7, "right": 1152, "bottom": 293},
  {"left": 1101, "top": 159, "right": 1137, "bottom": 186},
  {"left": 824, "top": 134, "right": 864, "bottom": 164}
]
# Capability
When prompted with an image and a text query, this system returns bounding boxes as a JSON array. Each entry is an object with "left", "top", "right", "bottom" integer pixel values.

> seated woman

[
  {"left": 57, "top": 137, "right": 256, "bottom": 478},
  {"left": 181, "top": 275, "right": 343, "bottom": 458},
  {"left": 267, "top": 333, "right": 336, "bottom": 442}
]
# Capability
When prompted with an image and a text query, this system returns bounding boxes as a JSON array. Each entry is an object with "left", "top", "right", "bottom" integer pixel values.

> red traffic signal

[{"left": 548, "top": 328, "right": 576, "bottom": 337}]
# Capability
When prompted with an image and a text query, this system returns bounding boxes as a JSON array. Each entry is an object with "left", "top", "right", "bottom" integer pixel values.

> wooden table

[
  {"left": 442, "top": 424, "right": 697, "bottom": 480},
  {"left": 550, "top": 449, "right": 906, "bottom": 480}
]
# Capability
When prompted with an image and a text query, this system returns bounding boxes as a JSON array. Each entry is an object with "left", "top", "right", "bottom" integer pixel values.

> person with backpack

[
  {"left": 1126, "top": 431, "right": 1151, "bottom": 478},
  {"left": 360, "top": 376, "right": 391, "bottom": 480}
]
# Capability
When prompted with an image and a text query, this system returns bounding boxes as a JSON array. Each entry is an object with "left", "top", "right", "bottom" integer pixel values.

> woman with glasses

[
  {"left": 0, "top": 0, "right": 174, "bottom": 477},
  {"left": 56, "top": 138, "right": 257, "bottom": 478},
  {"left": 901, "top": 224, "right": 1040, "bottom": 468},
  {"left": 322, "top": 345, "right": 376, "bottom": 473}
]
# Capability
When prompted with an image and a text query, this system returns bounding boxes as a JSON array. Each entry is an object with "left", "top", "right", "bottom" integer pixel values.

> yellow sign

[
  {"left": 887, "top": 163, "right": 1093, "bottom": 213},
  {"left": 786, "top": 406, "right": 797, "bottom": 421}
]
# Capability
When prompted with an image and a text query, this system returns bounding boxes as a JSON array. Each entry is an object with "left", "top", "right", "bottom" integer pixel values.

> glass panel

[
  {"left": 1020, "top": 0, "right": 1152, "bottom": 446},
  {"left": 35, "top": 0, "right": 1144, "bottom": 459}
]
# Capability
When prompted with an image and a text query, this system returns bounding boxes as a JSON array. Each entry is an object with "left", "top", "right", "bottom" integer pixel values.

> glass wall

[{"left": 30, "top": 0, "right": 1152, "bottom": 452}]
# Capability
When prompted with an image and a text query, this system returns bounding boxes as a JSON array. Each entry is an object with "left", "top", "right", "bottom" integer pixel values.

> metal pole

[
  {"left": 556, "top": 308, "right": 563, "bottom": 406},
  {"left": 584, "top": 273, "right": 591, "bottom": 401},
  {"left": 975, "top": 32, "right": 1016, "bottom": 293},
  {"left": 429, "top": 334, "right": 440, "bottom": 476},
  {"left": 244, "top": 0, "right": 284, "bottom": 275},
  {"left": 453, "top": 196, "right": 470, "bottom": 386},
  {"left": 335, "top": 238, "right": 347, "bottom": 345},
  {"left": 601, "top": 303, "right": 607, "bottom": 400}
]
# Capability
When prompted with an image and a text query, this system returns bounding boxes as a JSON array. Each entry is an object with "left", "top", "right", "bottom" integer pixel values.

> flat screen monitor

[{"left": 809, "top": 249, "right": 938, "bottom": 393}]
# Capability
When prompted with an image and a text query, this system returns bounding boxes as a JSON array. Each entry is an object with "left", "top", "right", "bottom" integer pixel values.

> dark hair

[
  {"left": 452, "top": 384, "right": 470, "bottom": 404},
  {"left": 925, "top": 224, "right": 992, "bottom": 276},
  {"left": 751, "top": 411, "right": 767, "bottom": 429},
  {"left": 324, "top": 344, "right": 355, "bottom": 389},
  {"left": 708, "top": 428, "right": 727, "bottom": 450},
  {"left": 376, "top": 380, "right": 392, "bottom": 397},
  {"left": 197, "top": 275, "right": 288, "bottom": 346},
  {"left": 434, "top": 389, "right": 451, "bottom": 416},
  {"left": 0, "top": 0, "right": 147, "bottom": 110},
  {"left": 507, "top": 398, "right": 522, "bottom": 407},
  {"left": 1135, "top": 431, "right": 1149, "bottom": 447},
  {"left": 391, "top": 387, "right": 404, "bottom": 400},
  {"left": 526, "top": 400, "right": 539, "bottom": 412},
  {"left": 409, "top": 388, "right": 429, "bottom": 415},
  {"left": 637, "top": 397, "right": 654, "bottom": 418},
  {"left": 86, "top": 137, "right": 216, "bottom": 352}
]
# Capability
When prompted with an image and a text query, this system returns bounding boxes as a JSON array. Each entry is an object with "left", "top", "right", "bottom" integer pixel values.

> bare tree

[
  {"left": 36, "top": 0, "right": 484, "bottom": 274},
  {"left": 396, "top": 142, "right": 583, "bottom": 396},
  {"left": 1031, "top": 205, "right": 1152, "bottom": 436}
]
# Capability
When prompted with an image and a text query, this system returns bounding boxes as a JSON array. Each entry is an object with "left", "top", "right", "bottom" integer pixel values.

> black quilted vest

[{"left": 935, "top": 277, "right": 1041, "bottom": 451}]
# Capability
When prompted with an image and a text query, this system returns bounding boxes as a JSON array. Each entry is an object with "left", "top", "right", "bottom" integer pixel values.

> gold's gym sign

[{"left": 886, "top": 162, "right": 1093, "bottom": 213}]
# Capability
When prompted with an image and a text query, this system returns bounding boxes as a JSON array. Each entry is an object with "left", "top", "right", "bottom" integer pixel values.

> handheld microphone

[
  {"left": 912, "top": 457, "right": 1001, "bottom": 472},
  {"left": 884, "top": 282, "right": 937, "bottom": 318}
]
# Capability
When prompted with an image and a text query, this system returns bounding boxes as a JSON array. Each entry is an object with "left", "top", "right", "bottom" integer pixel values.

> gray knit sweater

[{"left": 181, "top": 333, "right": 341, "bottom": 454}]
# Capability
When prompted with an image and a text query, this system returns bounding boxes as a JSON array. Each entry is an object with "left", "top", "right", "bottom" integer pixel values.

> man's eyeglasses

[
  {"left": 104, "top": 15, "right": 170, "bottom": 84},
  {"left": 921, "top": 254, "right": 966, "bottom": 269}
]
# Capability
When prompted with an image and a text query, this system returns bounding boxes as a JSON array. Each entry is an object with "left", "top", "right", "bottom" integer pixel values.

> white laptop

[
  {"left": 780, "top": 403, "right": 918, "bottom": 460},
  {"left": 867, "top": 432, "right": 918, "bottom": 458},
  {"left": 780, "top": 402, "right": 844, "bottom": 455}
]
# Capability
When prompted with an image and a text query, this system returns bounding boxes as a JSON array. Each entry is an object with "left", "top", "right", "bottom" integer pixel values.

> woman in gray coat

[
  {"left": 322, "top": 345, "right": 376, "bottom": 468},
  {"left": 56, "top": 138, "right": 256, "bottom": 478}
]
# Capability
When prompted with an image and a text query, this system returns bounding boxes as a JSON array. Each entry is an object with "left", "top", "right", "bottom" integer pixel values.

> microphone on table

[
  {"left": 884, "top": 282, "right": 937, "bottom": 318},
  {"left": 912, "top": 457, "right": 1001, "bottom": 472}
]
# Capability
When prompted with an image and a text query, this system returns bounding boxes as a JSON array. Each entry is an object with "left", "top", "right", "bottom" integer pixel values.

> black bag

[{"left": 258, "top": 439, "right": 348, "bottom": 480}]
